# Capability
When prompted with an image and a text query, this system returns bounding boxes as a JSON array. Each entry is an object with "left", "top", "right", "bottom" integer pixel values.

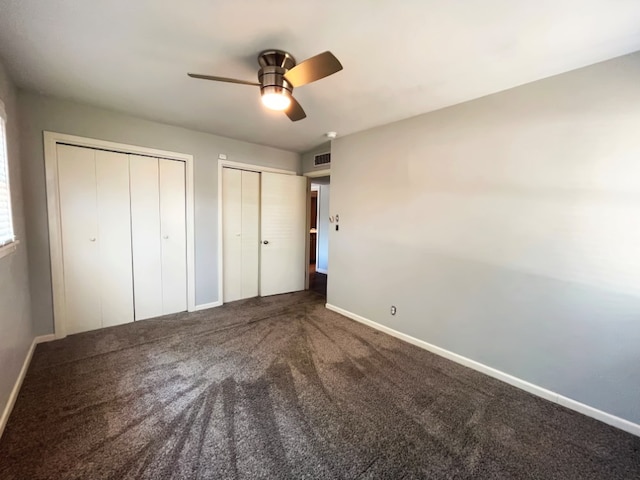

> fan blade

[
  {"left": 284, "top": 51, "right": 343, "bottom": 87},
  {"left": 285, "top": 96, "right": 306, "bottom": 122},
  {"left": 187, "top": 73, "right": 260, "bottom": 86}
]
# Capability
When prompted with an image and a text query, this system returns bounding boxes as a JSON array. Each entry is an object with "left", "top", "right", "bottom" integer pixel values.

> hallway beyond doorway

[{"left": 309, "top": 263, "right": 327, "bottom": 297}]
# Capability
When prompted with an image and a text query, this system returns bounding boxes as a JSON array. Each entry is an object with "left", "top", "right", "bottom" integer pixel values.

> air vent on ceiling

[{"left": 314, "top": 152, "right": 331, "bottom": 167}]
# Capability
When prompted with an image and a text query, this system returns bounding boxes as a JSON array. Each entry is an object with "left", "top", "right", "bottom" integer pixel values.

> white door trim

[
  {"left": 44, "top": 131, "right": 196, "bottom": 339},
  {"left": 307, "top": 180, "right": 330, "bottom": 281},
  {"left": 217, "top": 158, "right": 297, "bottom": 305},
  {"left": 305, "top": 168, "right": 330, "bottom": 278},
  {"left": 304, "top": 168, "right": 330, "bottom": 178}
]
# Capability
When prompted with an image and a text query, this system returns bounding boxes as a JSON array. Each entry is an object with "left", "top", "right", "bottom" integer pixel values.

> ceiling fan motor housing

[{"left": 258, "top": 50, "right": 296, "bottom": 98}]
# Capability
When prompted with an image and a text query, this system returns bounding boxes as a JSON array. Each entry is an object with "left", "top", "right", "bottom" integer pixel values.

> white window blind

[{"left": 0, "top": 99, "right": 15, "bottom": 248}]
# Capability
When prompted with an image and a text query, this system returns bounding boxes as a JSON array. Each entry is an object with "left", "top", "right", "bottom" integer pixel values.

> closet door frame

[
  {"left": 217, "top": 159, "right": 298, "bottom": 306},
  {"left": 44, "top": 131, "right": 196, "bottom": 339}
]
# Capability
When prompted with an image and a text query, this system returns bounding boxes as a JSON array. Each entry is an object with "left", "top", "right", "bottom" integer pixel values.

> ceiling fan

[{"left": 188, "top": 50, "right": 343, "bottom": 122}]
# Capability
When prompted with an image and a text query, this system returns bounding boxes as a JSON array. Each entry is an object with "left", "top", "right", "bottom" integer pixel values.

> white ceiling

[{"left": 1, "top": 1, "right": 639, "bottom": 153}]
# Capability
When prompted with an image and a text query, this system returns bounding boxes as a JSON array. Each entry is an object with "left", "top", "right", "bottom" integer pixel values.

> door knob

[
  {"left": 89, "top": 237, "right": 96, "bottom": 242},
  {"left": 263, "top": 240, "right": 269, "bottom": 245},
  {"left": 163, "top": 235, "right": 169, "bottom": 239}
]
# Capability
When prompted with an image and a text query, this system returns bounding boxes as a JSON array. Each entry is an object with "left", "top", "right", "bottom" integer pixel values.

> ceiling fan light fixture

[
  {"left": 261, "top": 92, "right": 291, "bottom": 111},
  {"left": 260, "top": 86, "right": 291, "bottom": 111},
  {"left": 188, "top": 49, "right": 342, "bottom": 121}
]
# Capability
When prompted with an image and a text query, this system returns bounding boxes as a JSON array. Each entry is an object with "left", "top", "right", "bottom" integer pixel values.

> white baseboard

[
  {"left": 193, "top": 301, "right": 222, "bottom": 312},
  {"left": 0, "top": 334, "right": 56, "bottom": 439},
  {"left": 325, "top": 303, "right": 640, "bottom": 438},
  {"left": 35, "top": 334, "right": 57, "bottom": 344},
  {"left": 316, "top": 267, "right": 328, "bottom": 274}
]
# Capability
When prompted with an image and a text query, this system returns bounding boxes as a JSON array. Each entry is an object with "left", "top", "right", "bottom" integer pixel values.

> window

[{"left": 0, "top": 98, "right": 15, "bottom": 253}]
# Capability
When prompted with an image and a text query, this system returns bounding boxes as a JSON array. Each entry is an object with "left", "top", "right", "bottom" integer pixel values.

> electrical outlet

[{"left": 390, "top": 305, "right": 397, "bottom": 316}]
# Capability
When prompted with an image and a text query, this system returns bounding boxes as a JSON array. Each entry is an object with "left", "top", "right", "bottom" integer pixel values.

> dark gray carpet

[{"left": 1, "top": 291, "right": 639, "bottom": 479}]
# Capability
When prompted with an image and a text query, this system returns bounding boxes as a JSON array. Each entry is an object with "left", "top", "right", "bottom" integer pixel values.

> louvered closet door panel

[
  {"left": 260, "top": 172, "right": 307, "bottom": 296},
  {"left": 222, "top": 167, "right": 242, "bottom": 302},
  {"left": 241, "top": 170, "right": 260, "bottom": 299},
  {"left": 95, "top": 150, "right": 134, "bottom": 327},
  {"left": 129, "top": 155, "right": 163, "bottom": 321},
  {"left": 159, "top": 159, "right": 187, "bottom": 314},
  {"left": 57, "top": 145, "right": 101, "bottom": 334}
]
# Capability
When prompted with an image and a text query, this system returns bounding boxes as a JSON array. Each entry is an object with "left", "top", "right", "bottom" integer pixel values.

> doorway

[{"left": 309, "top": 175, "right": 330, "bottom": 296}]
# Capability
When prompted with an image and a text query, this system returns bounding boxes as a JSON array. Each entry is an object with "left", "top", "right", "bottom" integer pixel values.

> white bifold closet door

[
  {"left": 130, "top": 155, "right": 187, "bottom": 320},
  {"left": 222, "top": 167, "right": 259, "bottom": 302},
  {"left": 260, "top": 172, "right": 307, "bottom": 296},
  {"left": 57, "top": 144, "right": 134, "bottom": 334}
]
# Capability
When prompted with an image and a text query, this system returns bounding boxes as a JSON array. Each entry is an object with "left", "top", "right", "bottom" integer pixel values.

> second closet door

[
  {"left": 130, "top": 155, "right": 187, "bottom": 320},
  {"left": 222, "top": 168, "right": 259, "bottom": 302},
  {"left": 240, "top": 170, "right": 260, "bottom": 298},
  {"left": 260, "top": 172, "right": 307, "bottom": 296}
]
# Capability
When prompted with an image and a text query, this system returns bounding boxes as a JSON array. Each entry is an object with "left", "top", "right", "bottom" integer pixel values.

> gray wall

[
  {"left": 317, "top": 184, "right": 330, "bottom": 272},
  {"left": 19, "top": 92, "right": 300, "bottom": 336},
  {"left": 328, "top": 52, "right": 640, "bottom": 424},
  {"left": 0, "top": 60, "right": 33, "bottom": 420},
  {"left": 301, "top": 141, "right": 331, "bottom": 174}
]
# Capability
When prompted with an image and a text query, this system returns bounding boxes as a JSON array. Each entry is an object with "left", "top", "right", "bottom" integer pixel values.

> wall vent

[{"left": 314, "top": 152, "right": 331, "bottom": 167}]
